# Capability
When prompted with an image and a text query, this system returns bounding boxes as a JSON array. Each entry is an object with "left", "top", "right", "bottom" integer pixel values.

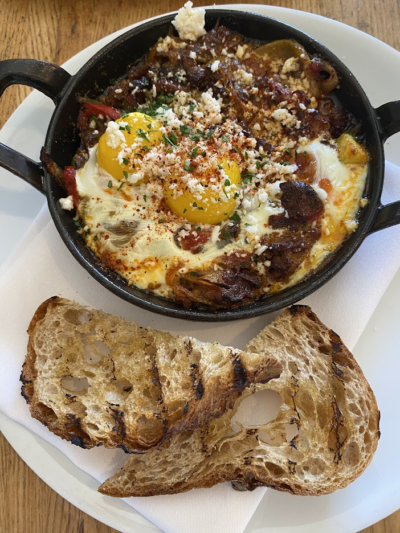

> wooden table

[{"left": 0, "top": 0, "right": 399, "bottom": 531}]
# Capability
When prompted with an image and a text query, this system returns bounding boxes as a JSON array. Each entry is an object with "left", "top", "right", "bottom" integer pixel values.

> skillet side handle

[
  {"left": 0, "top": 59, "right": 71, "bottom": 194},
  {"left": 369, "top": 101, "right": 400, "bottom": 234}
]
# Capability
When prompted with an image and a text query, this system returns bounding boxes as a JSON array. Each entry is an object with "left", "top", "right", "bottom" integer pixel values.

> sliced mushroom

[{"left": 255, "top": 39, "right": 309, "bottom": 61}]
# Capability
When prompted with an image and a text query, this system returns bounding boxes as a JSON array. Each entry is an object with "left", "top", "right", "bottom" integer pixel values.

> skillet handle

[
  {"left": 369, "top": 101, "right": 400, "bottom": 234},
  {"left": 0, "top": 59, "right": 71, "bottom": 194}
]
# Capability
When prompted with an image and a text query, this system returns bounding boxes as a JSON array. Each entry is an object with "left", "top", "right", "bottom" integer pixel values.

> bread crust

[
  {"left": 21, "top": 297, "right": 282, "bottom": 453},
  {"left": 99, "top": 305, "right": 380, "bottom": 497}
]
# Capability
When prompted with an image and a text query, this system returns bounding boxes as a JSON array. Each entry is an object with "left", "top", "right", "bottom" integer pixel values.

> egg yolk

[
  {"left": 164, "top": 159, "right": 241, "bottom": 225},
  {"left": 97, "top": 112, "right": 163, "bottom": 181}
]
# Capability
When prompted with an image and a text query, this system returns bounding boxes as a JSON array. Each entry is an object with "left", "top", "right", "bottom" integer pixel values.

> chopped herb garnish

[
  {"left": 188, "top": 104, "right": 195, "bottom": 112},
  {"left": 143, "top": 194, "right": 147, "bottom": 202},
  {"left": 281, "top": 161, "right": 290, "bottom": 166},
  {"left": 136, "top": 128, "right": 150, "bottom": 143},
  {"left": 117, "top": 182, "right": 124, "bottom": 191},
  {"left": 123, "top": 171, "right": 128, "bottom": 179},
  {"left": 241, "top": 172, "right": 256, "bottom": 183},
  {"left": 107, "top": 180, "right": 113, "bottom": 188},
  {"left": 224, "top": 178, "right": 231, "bottom": 186},
  {"left": 189, "top": 146, "right": 200, "bottom": 158},
  {"left": 232, "top": 146, "right": 241, "bottom": 155},
  {"left": 207, "top": 127, "right": 215, "bottom": 139},
  {"left": 244, "top": 151, "right": 249, "bottom": 160},
  {"left": 221, "top": 135, "right": 229, "bottom": 142},
  {"left": 158, "top": 219, "right": 165, "bottom": 223},
  {"left": 234, "top": 192, "right": 240, "bottom": 199},
  {"left": 193, "top": 202, "right": 198, "bottom": 207},
  {"left": 183, "top": 208, "right": 187, "bottom": 214},
  {"left": 184, "top": 160, "right": 194, "bottom": 172},
  {"left": 180, "top": 124, "right": 191, "bottom": 135},
  {"left": 139, "top": 93, "right": 174, "bottom": 117},
  {"left": 122, "top": 158, "right": 129, "bottom": 165},
  {"left": 162, "top": 133, "right": 178, "bottom": 147},
  {"left": 229, "top": 211, "right": 241, "bottom": 223}
]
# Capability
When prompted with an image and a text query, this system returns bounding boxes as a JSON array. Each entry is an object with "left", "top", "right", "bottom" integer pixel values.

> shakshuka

[{"left": 47, "top": 4, "right": 369, "bottom": 309}]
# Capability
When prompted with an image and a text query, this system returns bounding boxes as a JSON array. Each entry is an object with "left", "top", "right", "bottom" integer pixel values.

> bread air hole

[
  {"left": 68, "top": 401, "right": 86, "bottom": 416},
  {"left": 61, "top": 376, "right": 89, "bottom": 394},
  {"left": 302, "top": 457, "right": 326, "bottom": 476},
  {"left": 64, "top": 309, "right": 90, "bottom": 325},
  {"left": 317, "top": 403, "right": 328, "bottom": 429},
  {"left": 105, "top": 379, "right": 133, "bottom": 402},
  {"left": 231, "top": 389, "right": 282, "bottom": 433},
  {"left": 264, "top": 462, "right": 286, "bottom": 477},
  {"left": 296, "top": 389, "right": 315, "bottom": 418},
  {"left": 284, "top": 423, "right": 299, "bottom": 443},
  {"left": 343, "top": 441, "right": 360, "bottom": 466},
  {"left": 82, "top": 336, "right": 110, "bottom": 364}
]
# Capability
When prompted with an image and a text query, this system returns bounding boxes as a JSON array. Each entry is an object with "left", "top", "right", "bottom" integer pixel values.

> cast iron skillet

[{"left": 1, "top": 10, "right": 400, "bottom": 321}]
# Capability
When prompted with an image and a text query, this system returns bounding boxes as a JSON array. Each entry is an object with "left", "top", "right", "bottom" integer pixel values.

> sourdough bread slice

[
  {"left": 21, "top": 297, "right": 282, "bottom": 453},
  {"left": 99, "top": 305, "right": 380, "bottom": 497}
]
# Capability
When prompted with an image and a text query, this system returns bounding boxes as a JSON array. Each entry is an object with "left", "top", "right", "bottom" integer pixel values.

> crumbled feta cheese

[
  {"left": 210, "top": 60, "right": 220, "bottom": 72},
  {"left": 199, "top": 89, "right": 222, "bottom": 125},
  {"left": 156, "top": 35, "right": 187, "bottom": 53},
  {"left": 271, "top": 108, "right": 299, "bottom": 129},
  {"left": 189, "top": 51, "right": 197, "bottom": 60},
  {"left": 59, "top": 196, "right": 74, "bottom": 211},
  {"left": 105, "top": 121, "right": 125, "bottom": 149},
  {"left": 127, "top": 172, "right": 144, "bottom": 185},
  {"left": 234, "top": 69, "right": 253, "bottom": 85},
  {"left": 172, "top": 1, "right": 206, "bottom": 41},
  {"left": 282, "top": 57, "right": 300, "bottom": 74},
  {"left": 236, "top": 45, "right": 245, "bottom": 59}
]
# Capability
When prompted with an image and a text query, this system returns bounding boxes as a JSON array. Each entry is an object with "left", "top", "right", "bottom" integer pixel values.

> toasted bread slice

[
  {"left": 21, "top": 297, "right": 282, "bottom": 453},
  {"left": 99, "top": 306, "right": 380, "bottom": 497}
]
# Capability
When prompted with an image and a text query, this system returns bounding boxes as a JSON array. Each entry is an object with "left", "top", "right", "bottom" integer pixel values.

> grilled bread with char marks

[
  {"left": 21, "top": 297, "right": 282, "bottom": 453},
  {"left": 99, "top": 306, "right": 380, "bottom": 497}
]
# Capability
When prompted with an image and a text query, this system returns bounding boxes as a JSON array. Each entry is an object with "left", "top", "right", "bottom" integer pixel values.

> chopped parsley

[
  {"left": 229, "top": 211, "right": 241, "bottom": 223},
  {"left": 107, "top": 180, "right": 113, "bottom": 188},
  {"left": 224, "top": 178, "right": 231, "bottom": 186},
  {"left": 180, "top": 124, "right": 191, "bottom": 135},
  {"left": 163, "top": 133, "right": 178, "bottom": 147},
  {"left": 122, "top": 157, "right": 129, "bottom": 165},
  {"left": 184, "top": 160, "right": 194, "bottom": 172},
  {"left": 136, "top": 128, "right": 150, "bottom": 143},
  {"left": 139, "top": 93, "right": 174, "bottom": 117},
  {"left": 241, "top": 172, "right": 256, "bottom": 183},
  {"left": 189, "top": 146, "right": 200, "bottom": 158}
]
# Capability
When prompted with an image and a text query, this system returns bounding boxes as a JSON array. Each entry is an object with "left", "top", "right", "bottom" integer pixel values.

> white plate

[{"left": 1, "top": 5, "right": 400, "bottom": 533}]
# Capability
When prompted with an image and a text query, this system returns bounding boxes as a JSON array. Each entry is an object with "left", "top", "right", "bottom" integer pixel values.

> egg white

[{"left": 75, "top": 137, "right": 367, "bottom": 299}]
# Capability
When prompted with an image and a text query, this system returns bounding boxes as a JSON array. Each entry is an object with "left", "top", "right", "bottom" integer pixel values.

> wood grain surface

[{"left": 0, "top": 1, "right": 399, "bottom": 532}]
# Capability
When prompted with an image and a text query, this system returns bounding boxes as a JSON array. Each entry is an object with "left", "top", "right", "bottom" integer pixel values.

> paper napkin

[{"left": 1, "top": 161, "right": 400, "bottom": 533}]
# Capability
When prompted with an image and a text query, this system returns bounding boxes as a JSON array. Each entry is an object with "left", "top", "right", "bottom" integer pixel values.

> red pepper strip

[
  {"left": 63, "top": 166, "right": 79, "bottom": 208},
  {"left": 78, "top": 103, "right": 123, "bottom": 130}
]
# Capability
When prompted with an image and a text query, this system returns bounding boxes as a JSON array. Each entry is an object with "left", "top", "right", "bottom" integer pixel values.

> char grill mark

[{"left": 230, "top": 350, "right": 248, "bottom": 390}]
